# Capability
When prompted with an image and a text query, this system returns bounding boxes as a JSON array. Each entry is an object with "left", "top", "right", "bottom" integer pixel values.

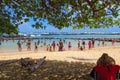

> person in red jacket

[
  {"left": 94, "top": 65, "right": 120, "bottom": 80},
  {"left": 90, "top": 53, "right": 120, "bottom": 80}
]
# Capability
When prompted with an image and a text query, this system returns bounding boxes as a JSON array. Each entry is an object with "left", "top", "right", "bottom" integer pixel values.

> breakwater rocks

[{"left": 1, "top": 36, "right": 120, "bottom": 42}]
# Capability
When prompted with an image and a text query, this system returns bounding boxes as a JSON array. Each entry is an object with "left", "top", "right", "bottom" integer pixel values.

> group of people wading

[{"left": 16, "top": 38, "right": 115, "bottom": 52}]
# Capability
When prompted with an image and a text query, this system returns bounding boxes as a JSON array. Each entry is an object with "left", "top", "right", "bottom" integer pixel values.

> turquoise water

[
  {"left": 35, "top": 34, "right": 120, "bottom": 39},
  {"left": 0, "top": 34, "right": 120, "bottom": 53}
]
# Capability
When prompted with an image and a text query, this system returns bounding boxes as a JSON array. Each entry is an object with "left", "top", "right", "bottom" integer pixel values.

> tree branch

[
  {"left": 92, "top": 0, "right": 98, "bottom": 4},
  {"left": 85, "top": 0, "right": 96, "bottom": 11},
  {"left": 85, "top": 0, "right": 97, "bottom": 17},
  {"left": 12, "top": 0, "right": 20, "bottom": 6},
  {"left": 94, "top": 3, "right": 106, "bottom": 12}
]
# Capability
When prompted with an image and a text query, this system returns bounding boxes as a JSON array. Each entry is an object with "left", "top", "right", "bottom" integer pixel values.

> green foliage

[
  {"left": 0, "top": 0, "right": 120, "bottom": 34},
  {"left": 0, "top": 19, "right": 18, "bottom": 36}
]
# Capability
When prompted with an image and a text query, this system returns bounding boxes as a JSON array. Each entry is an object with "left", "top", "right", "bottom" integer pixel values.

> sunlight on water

[{"left": 0, "top": 34, "right": 120, "bottom": 53}]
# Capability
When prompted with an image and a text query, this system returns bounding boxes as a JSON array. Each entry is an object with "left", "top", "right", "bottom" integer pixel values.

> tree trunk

[
  {"left": 29, "top": 56, "right": 46, "bottom": 72},
  {"left": 0, "top": 59, "right": 19, "bottom": 66}
]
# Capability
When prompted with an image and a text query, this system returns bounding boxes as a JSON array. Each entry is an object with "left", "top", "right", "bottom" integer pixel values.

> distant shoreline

[
  {"left": 1, "top": 32, "right": 120, "bottom": 39},
  {"left": 19, "top": 32, "right": 120, "bottom": 34},
  {"left": 1, "top": 36, "right": 120, "bottom": 42},
  {"left": 40, "top": 33, "right": 120, "bottom": 35}
]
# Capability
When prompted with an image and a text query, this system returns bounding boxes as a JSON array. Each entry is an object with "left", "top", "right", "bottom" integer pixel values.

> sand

[{"left": 0, "top": 45, "right": 120, "bottom": 65}]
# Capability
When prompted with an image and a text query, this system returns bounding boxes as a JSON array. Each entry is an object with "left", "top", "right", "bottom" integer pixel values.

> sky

[{"left": 18, "top": 22, "right": 120, "bottom": 33}]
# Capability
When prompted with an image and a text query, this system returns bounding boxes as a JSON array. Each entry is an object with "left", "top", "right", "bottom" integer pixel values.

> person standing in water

[
  {"left": 88, "top": 41, "right": 92, "bottom": 49},
  {"left": 27, "top": 40, "right": 31, "bottom": 51},
  {"left": 59, "top": 39, "right": 63, "bottom": 51},
  {"left": 92, "top": 38, "right": 95, "bottom": 48},
  {"left": 82, "top": 40, "right": 85, "bottom": 50},
  {"left": 34, "top": 42, "right": 38, "bottom": 52},
  {"left": 52, "top": 41, "right": 56, "bottom": 51},
  {"left": 17, "top": 41, "right": 22, "bottom": 52},
  {"left": 78, "top": 40, "right": 80, "bottom": 48},
  {"left": 68, "top": 42, "right": 72, "bottom": 50},
  {"left": 102, "top": 38, "right": 105, "bottom": 46},
  {"left": 111, "top": 38, "right": 115, "bottom": 46}
]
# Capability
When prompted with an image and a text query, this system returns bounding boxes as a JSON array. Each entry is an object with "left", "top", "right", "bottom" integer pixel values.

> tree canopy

[{"left": 0, "top": 0, "right": 120, "bottom": 34}]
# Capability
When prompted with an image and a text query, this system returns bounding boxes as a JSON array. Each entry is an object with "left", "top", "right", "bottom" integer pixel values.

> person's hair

[
  {"left": 97, "top": 53, "right": 115, "bottom": 65},
  {"left": 100, "top": 53, "right": 110, "bottom": 65}
]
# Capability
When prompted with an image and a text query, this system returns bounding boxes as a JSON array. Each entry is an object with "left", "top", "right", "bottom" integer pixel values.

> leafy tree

[
  {"left": 0, "top": 19, "right": 18, "bottom": 35},
  {"left": 0, "top": 0, "right": 120, "bottom": 34}
]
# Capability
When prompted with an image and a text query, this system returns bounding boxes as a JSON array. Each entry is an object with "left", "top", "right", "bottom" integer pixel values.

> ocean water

[
  {"left": 0, "top": 34, "right": 120, "bottom": 53},
  {"left": 35, "top": 34, "right": 120, "bottom": 39}
]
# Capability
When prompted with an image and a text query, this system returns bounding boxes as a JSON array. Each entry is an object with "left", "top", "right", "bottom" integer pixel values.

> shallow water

[{"left": 0, "top": 38, "right": 120, "bottom": 53}]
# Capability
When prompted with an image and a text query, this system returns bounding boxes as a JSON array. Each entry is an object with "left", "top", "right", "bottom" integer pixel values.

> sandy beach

[
  {"left": 0, "top": 45, "right": 120, "bottom": 65},
  {"left": 0, "top": 39, "right": 120, "bottom": 80}
]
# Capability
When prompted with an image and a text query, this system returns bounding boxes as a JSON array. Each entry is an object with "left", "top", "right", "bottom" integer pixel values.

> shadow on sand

[{"left": 0, "top": 59, "right": 95, "bottom": 80}]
